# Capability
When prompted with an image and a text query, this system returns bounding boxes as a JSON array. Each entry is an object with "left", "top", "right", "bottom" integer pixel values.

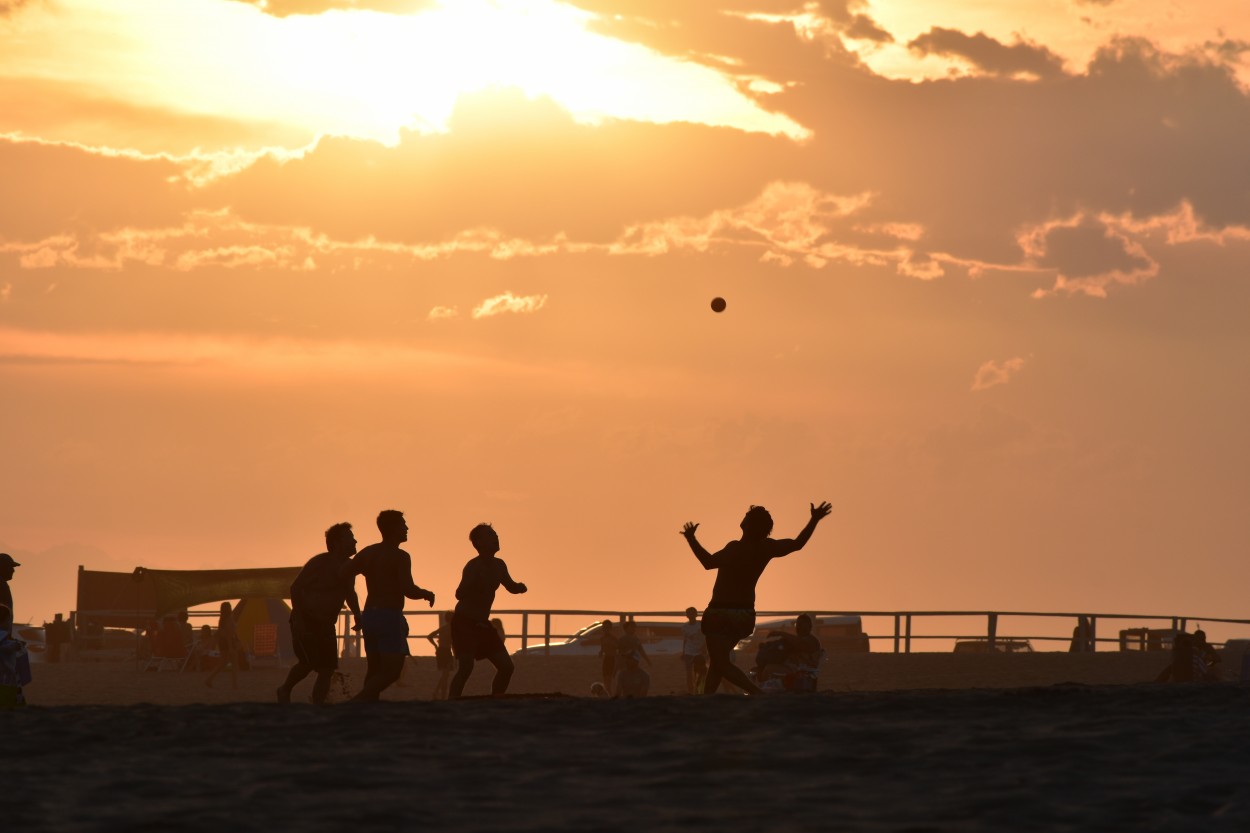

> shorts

[
  {"left": 701, "top": 608, "right": 756, "bottom": 642},
  {"left": 360, "top": 609, "right": 410, "bottom": 657},
  {"left": 291, "top": 611, "right": 338, "bottom": 671},
  {"left": 435, "top": 651, "right": 454, "bottom": 671},
  {"left": 451, "top": 617, "right": 505, "bottom": 661}
]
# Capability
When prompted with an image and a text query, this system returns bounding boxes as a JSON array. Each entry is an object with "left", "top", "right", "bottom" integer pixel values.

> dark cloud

[
  {"left": 845, "top": 15, "right": 894, "bottom": 44},
  {"left": 227, "top": 0, "right": 435, "bottom": 17},
  {"left": 1033, "top": 218, "right": 1153, "bottom": 279},
  {"left": 908, "top": 27, "right": 1067, "bottom": 79},
  {"left": 0, "top": 0, "right": 35, "bottom": 17}
]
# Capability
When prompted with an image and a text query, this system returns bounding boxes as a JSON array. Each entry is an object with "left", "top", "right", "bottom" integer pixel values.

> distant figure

[
  {"left": 177, "top": 610, "right": 194, "bottom": 653},
  {"left": 616, "top": 649, "right": 650, "bottom": 698},
  {"left": 205, "top": 601, "right": 239, "bottom": 689},
  {"left": 278, "top": 522, "right": 363, "bottom": 705},
  {"left": 449, "top": 524, "right": 528, "bottom": 699},
  {"left": 682, "top": 501, "right": 833, "bottom": 695},
  {"left": 345, "top": 510, "right": 436, "bottom": 702},
  {"left": 1193, "top": 629, "right": 1222, "bottom": 681},
  {"left": 426, "top": 611, "right": 455, "bottom": 700},
  {"left": 681, "top": 607, "right": 707, "bottom": 695},
  {"left": 0, "top": 553, "right": 18, "bottom": 622},
  {"left": 187, "top": 624, "right": 216, "bottom": 671},
  {"left": 617, "top": 619, "right": 652, "bottom": 682},
  {"left": 754, "top": 614, "right": 823, "bottom": 692},
  {"left": 0, "top": 603, "right": 32, "bottom": 708},
  {"left": 598, "top": 620, "right": 619, "bottom": 695},
  {"left": 1069, "top": 616, "right": 1093, "bottom": 653}
]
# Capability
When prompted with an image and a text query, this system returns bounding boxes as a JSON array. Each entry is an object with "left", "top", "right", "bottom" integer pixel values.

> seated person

[
  {"left": 185, "top": 624, "right": 218, "bottom": 672},
  {"left": 755, "top": 614, "right": 822, "bottom": 680},
  {"left": 615, "top": 650, "right": 650, "bottom": 698}
]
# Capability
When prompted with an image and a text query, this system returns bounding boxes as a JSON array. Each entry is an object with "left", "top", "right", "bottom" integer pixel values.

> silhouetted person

[
  {"left": 345, "top": 510, "right": 435, "bottom": 702},
  {"left": 187, "top": 624, "right": 215, "bottom": 671},
  {"left": 616, "top": 650, "right": 650, "bottom": 698},
  {"left": 0, "top": 553, "right": 19, "bottom": 623},
  {"left": 682, "top": 501, "right": 833, "bottom": 695},
  {"left": 681, "top": 607, "right": 707, "bottom": 695},
  {"left": 616, "top": 620, "right": 652, "bottom": 688},
  {"left": 0, "top": 603, "right": 32, "bottom": 708},
  {"left": 448, "top": 524, "right": 527, "bottom": 699},
  {"left": 1069, "top": 616, "right": 1092, "bottom": 653},
  {"left": 598, "top": 620, "right": 618, "bottom": 694},
  {"left": 205, "top": 601, "right": 239, "bottom": 689},
  {"left": 278, "top": 522, "right": 363, "bottom": 705},
  {"left": 427, "top": 611, "right": 455, "bottom": 700},
  {"left": 1193, "top": 629, "right": 1222, "bottom": 681}
]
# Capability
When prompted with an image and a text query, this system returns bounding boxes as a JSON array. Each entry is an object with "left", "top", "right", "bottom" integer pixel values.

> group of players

[{"left": 276, "top": 499, "right": 832, "bottom": 704}]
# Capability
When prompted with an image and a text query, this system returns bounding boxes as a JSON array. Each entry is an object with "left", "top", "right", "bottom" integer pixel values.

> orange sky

[{"left": 2, "top": 0, "right": 1249, "bottom": 635}]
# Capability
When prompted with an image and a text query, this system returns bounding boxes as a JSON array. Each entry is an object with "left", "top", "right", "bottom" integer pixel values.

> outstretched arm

[
  {"left": 785, "top": 500, "right": 835, "bottom": 550},
  {"left": 681, "top": 523, "right": 719, "bottom": 570}
]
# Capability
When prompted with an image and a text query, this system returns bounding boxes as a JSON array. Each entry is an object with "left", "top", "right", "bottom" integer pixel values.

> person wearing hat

[{"left": 0, "top": 553, "right": 18, "bottom": 624}]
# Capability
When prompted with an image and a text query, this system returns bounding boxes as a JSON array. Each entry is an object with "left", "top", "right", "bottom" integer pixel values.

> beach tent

[
  {"left": 75, "top": 565, "right": 302, "bottom": 625},
  {"left": 232, "top": 597, "right": 294, "bottom": 659}
]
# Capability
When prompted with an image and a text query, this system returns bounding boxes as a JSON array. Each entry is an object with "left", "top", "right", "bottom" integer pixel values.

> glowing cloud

[
  {"left": 471, "top": 291, "right": 548, "bottom": 319},
  {"left": 971, "top": 357, "right": 1027, "bottom": 392}
]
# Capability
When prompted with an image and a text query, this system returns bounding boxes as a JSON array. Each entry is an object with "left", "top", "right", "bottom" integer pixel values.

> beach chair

[{"left": 250, "top": 623, "right": 281, "bottom": 668}]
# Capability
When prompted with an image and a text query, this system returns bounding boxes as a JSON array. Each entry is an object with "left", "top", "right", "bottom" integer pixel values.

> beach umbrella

[{"left": 232, "top": 597, "right": 294, "bottom": 659}]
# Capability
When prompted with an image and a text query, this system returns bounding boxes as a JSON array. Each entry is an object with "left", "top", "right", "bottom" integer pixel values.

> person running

[
  {"left": 345, "top": 509, "right": 435, "bottom": 702},
  {"left": 277, "top": 522, "right": 362, "bottom": 704},
  {"left": 448, "top": 524, "right": 527, "bottom": 699},
  {"left": 681, "top": 501, "right": 832, "bottom": 695},
  {"left": 204, "top": 601, "right": 239, "bottom": 689},
  {"left": 680, "top": 607, "right": 707, "bottom": 695},
  {"left": 426, "top": 611, "right": 455, "bottom": 700}
]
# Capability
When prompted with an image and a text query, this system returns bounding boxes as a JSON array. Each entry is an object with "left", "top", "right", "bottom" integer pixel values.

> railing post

[
  {"left": 987, "top": 613, "right": 998, "bottom": 651},
  {"left": 1088, "top": 616, "right": 1098, "bottom": 652},
  {"left": 1179, "top": 617, "right": 1187, "bottom": 634},
  {"left": 905, "top": 614, "right": 912, "bottom": 654},
  {"left": 544, "top": 613, "right": 552, "bottom": 656},
  {"left": 521, "top": 613, "right": 529, "bottom": 653},
  {"left": 893, "top": 615, "right": 900, "bottom": 654}
]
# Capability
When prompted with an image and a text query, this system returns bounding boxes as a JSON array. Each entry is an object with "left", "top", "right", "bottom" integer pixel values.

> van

[
  {"left": 739, "top": 615, "right": 870, "bottom": 654},
  {"left": 513, "top": 619, "right": 689, "bottom": 656},
  {"left": 952, "top": 639, "right": 1034, "bottom": 654}
]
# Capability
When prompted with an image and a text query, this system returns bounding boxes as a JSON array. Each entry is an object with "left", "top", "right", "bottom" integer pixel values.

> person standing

[
  {"left": 277, "top": 522, "right": 363, "bottom": 704},
  {"left": 0, "top": 553, "right": 18, "bottom": 622},
  {"left": 448, "top": 524, "right": 527, "bottom": 699},
  {"left": 681, "top": 501, "right": 832, "bottom": 695},
  {"left": 204, "top": 601, "right": 239, "bottom": 689},
  {"left": 680, "top": 607, "right": 707, "bottom": 695},
  {"left": 426, "top": 611, "right": 455, "bottom": 701},
  {"left": 598, "top": 620, "right": 619, "bottom": 695},
  {"left": 345, "top": 510, "right": 435, "bottom": 702}
]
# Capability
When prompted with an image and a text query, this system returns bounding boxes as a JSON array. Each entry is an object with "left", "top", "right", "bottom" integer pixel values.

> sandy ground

[
  {"left": 7, "top": 684, "right": 1250, "bottom": 832},
  {"left": 22, "top": 651, "right": 1194, "bottom": 705}
]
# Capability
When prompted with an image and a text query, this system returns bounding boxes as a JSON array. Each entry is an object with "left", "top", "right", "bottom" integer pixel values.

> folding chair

[{"left": 250, "top": 623, "right": 281, "bottom": 668}]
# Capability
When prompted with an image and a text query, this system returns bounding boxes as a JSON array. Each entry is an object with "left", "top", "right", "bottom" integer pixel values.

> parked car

[
  {"left": 514, "top": 619, "right": 691, "bottom": 656},
  {"left": 953, "top": 639, "right": 1034, "bottom": 654},
  {"left": 738, "top": 615, "right": 871, "bottom": 655}
]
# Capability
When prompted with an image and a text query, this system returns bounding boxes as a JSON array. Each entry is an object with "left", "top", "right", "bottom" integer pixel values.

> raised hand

[
  {"left": 810, "top": 501, "right": 832, "bottom": 521},
  {"left": 515, "top": 583, "right": 528, "bottom": 594},
  {"left": 681, "top": 522, "right": 700, "bottom": 538}
]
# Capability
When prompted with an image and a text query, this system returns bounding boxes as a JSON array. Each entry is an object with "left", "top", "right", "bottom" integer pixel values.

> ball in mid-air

[{"left": 710, "top": 296, "right": 727, "bottom": 313}]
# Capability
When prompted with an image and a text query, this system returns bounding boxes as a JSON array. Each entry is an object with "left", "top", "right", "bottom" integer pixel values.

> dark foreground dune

[{"left": 7, "top": 684, "right": 1250, "bottom": 832}]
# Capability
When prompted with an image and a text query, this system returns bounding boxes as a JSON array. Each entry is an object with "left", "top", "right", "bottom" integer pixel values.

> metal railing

[{"left": 330, "top": 608, "right": 1250, "bottom": 656}]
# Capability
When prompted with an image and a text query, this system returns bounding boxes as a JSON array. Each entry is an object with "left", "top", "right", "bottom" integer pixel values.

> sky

[{"left": 2, "top": 0, "right": 1249, "bottom": 641}]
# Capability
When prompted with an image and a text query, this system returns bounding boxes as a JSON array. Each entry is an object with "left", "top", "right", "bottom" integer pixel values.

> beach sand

[
  {"left": 21, "top": 650, "right": 1193, "bottom": 706},
  {"left": 7, "top": 682, "right": 1250, "bottom": 832}
]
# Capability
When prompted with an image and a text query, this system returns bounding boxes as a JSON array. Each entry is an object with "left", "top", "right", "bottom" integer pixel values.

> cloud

[
  {"left": 0, "top": 0, "right": 34, "bottom": 17},
  {"left": 1018, "top": 213, "right": 1158, "bottom": 297},
  {"left": 427, "top": 305, "right": 459, "bottom": 320},
  {"left": 971, "top": 357, "right": 1027, "bottom": 392},
  {"left": 908, "top": 28, "right": 1067, "bottom": 79},
  {"left": 844, "top": 15, "right": 894, "bottom": 44},
  {"left": 226, "top": 0, "right": 436, "bottom": 18},
  {"left": 471, "top": 292, "right": 549, "bottom": 319}
]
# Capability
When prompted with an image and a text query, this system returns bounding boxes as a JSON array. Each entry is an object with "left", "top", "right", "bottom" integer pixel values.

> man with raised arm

[
  {"left": 277, "top": 521, "right": 362, "bottom": 705},
  {"left": 448, "top": 523, "right": 527, "bottom": 699},
  {"left": 345, "top": 509, "right": 435, "bottom": 702},
  {"left": 681, "top": 501, "right": 833, "bottom": 696}
]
